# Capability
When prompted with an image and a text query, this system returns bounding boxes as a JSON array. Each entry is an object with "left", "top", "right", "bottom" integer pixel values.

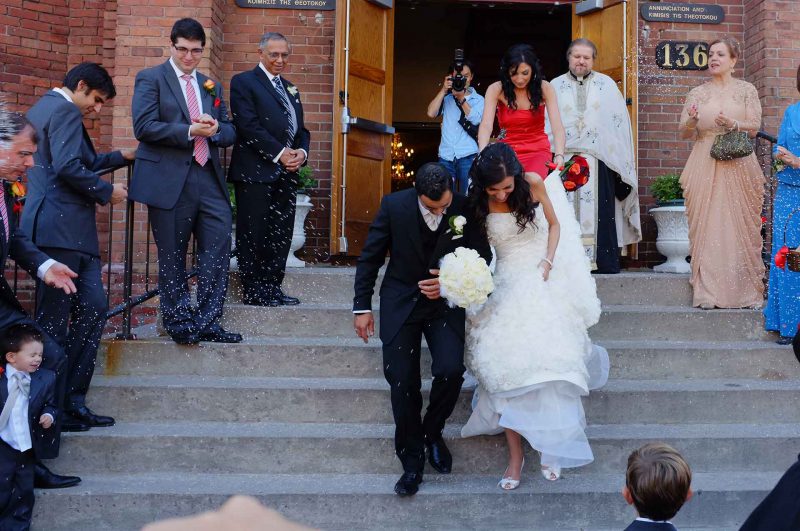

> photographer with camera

[{"left": 426, "top": 53, "right": 483, "bottom": 193}]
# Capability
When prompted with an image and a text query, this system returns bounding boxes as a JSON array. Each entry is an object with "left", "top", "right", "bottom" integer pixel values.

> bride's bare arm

[
  {"left": 527, "top": 175, "right": 560, "bottom": 280},
  {"left": 478, "top": 82, "right": 501, "bottom": 151}
]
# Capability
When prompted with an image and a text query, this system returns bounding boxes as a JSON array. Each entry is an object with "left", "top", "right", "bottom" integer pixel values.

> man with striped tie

[
  {"left": 229, "top": 32, "right": 311, "bottom": 307},
  {"left": 130, "top": 18, "right": 240, "bottom": 345}
]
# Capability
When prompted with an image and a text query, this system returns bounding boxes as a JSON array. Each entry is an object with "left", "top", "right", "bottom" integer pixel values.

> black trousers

[
  {"left": 595, "top": 160, "right": 621, "bottom": 274},
  {"left": 148, "top": 163, "right": 232, "bottom": 336},
  {"left": 382, "top": 299, "right": 465, "bottom": 473},
  {"left": 0, "top": 441, "right": 35, "bottom": 531},
  {"left": 234, "top": 178, "right": 296, "bottom": 300},
  {"left": 36, "top": 248, "right": 106, "bottom": 411}
]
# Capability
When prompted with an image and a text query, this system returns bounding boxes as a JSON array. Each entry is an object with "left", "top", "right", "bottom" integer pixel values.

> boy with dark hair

[
  {"left": 623, "top": 443, "right": 693, "bottom": 530},
  {"left": 0, "top": 323, "right": 58, "bottom": 529}
]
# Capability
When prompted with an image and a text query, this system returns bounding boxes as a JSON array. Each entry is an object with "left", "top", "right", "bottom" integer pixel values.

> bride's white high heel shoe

[
  {"left": 541, "top": 464, "right": 561, "bottom": 481},
  {"left": 498, "top": 458, "right": 525, "bottom": 490}
]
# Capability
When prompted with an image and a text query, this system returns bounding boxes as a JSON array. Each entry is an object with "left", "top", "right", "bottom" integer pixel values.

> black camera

[{"left": 449, "top": 48, "right": 467, "bottom": 92}]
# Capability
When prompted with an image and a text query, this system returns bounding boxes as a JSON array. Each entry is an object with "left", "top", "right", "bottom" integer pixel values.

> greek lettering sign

[
  {"left": 235, "top": 0, "right": 335, "bottom": 10},
  {"left": 656, "top": 41, "right": 708, "bottom": 70},
  {"left": 641, "top": 2, "right": 724, "bottom": 24}
]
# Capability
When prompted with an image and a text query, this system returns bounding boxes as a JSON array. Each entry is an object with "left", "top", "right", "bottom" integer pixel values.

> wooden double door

[{"left": 331, "top": 0, "right": 637, "bottom": 256}]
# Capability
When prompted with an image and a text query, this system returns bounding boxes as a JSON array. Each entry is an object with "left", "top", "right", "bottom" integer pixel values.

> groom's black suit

[{"left": 354, "top": 188, "right": 491, "bottom": 473}]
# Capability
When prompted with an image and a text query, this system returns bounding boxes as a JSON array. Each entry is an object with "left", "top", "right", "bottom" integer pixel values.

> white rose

[{"left": 453, "top": 216, "right": 467, "bottom": 232}]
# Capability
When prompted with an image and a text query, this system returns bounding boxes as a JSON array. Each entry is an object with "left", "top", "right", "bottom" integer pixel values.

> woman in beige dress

[{"left": 678, "top": 37, "right": 765, "bottom": 309}]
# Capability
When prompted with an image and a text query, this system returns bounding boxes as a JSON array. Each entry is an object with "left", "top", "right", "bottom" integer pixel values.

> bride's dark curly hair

[
  {"left": 468, "top": 143, "right": 538, "bottom": 236},
  {"left": 500, "top": 44, "right": 544, "bottom": 111}
]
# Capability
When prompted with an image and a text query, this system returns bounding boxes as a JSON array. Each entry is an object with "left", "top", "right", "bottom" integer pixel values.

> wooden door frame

[{"left": 330, "top": 0, "right": 395, "bottom": 255}]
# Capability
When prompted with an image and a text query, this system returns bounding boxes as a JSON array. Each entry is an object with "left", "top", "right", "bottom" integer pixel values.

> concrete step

[
  {"left": 217, "top": 304, "right": 772, "bottom": 341},
  {"left": 86, "top": 376, "right": 800, "bottom": 425},
  {"left": 227, "top": 269, "right": 694, "bottom": 306},
  {"left": 97, "top": 337, "right": 800, "bottom": 381},
  {"left": 53, "top": 421, "right": 800, "bottom": 476},
  {"left": 34, "top": 470, "right": 778, "bottom": 530}
]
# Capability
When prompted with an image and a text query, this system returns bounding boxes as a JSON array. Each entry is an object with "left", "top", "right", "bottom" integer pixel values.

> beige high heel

[
  {"left": 498, "top": 458, "right": 525, "bottom": 490},
  {"left": 541, "top": 464, "right": 561, "bottom": 481}
]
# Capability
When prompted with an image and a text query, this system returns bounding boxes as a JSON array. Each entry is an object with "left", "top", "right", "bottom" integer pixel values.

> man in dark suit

[
  {"left": 0, "top": 112, "right": 82, "bottom": 488},
  {"left": 353, "top": 163, "right": 491, "bottom": 496},
  {"left": 229, "top": 32, "right": 310, "bottom": 307},
  {"left": 23, "top": 62, "right": 134, "bottom": 432},
  {"left": 130, "top": 18, "right": 240, "bottom": 345},
  {"left": 739, "top": 453, "right": 800, "bottom": 531}
]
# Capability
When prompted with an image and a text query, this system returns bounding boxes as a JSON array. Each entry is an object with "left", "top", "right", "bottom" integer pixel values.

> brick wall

[{"left": 636, "top": 0, "right": 747, "bottom": 266}]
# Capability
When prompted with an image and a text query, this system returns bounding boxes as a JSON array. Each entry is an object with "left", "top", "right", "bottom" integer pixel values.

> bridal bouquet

[
  {"left": 438, "top": 247, "right": 494, "bottom": 312},
  {"left": 546, "top": 154, "right": 590, "bottom": 191}
]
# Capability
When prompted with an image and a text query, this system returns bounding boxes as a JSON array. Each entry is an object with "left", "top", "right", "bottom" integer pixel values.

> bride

[{"left": 461, "top": 142, "right": 608, "bottom": 487}]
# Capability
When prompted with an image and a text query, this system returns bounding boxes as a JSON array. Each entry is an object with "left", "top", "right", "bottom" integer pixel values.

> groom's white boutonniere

[{"left": 448, "top": 215, "right": 466, "bottom": 240}]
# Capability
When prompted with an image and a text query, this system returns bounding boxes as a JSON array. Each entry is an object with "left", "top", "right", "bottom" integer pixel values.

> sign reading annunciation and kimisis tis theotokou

[
  {"left": 235, "top": 0, "right": 335, "bottom": 9},
  {"left": 640, "top": 2, "right": 724, "bottom": 24}
]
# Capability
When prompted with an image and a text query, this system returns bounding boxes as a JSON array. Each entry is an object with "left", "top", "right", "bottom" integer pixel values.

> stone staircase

[{"left": 34, "top": 269, "right": 800, "bottom": 530}]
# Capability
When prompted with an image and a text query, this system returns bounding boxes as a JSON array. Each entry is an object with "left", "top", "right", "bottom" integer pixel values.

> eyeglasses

[
  {"left": 174, "top": 45, "right": 204, "bottom": 56},
  {"left": 266, "top": 52, "right": 290, "bottom": 60}
]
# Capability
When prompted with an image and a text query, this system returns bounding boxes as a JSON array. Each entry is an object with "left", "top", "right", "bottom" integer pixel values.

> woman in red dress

[{"left": 478, "top": 44, "right": 567, "bottom": 179}]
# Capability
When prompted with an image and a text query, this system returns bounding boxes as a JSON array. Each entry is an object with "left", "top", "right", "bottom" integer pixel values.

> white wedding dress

[{"left": 461, "top": 172, "right": 609, "bottom": 470}]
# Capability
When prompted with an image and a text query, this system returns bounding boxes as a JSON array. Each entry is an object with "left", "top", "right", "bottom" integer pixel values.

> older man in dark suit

[
  {"left": 0, "top": 112, "right": 82, "bottom": 489},
  {"left": 23, "top": 62, "right": 134, "bottom": 432},
  {"left": 130, "top": 18, "right": 240, "bottom": 345},
  {"left": 229, "top": 32, "right": 311, "bottom": 307}
]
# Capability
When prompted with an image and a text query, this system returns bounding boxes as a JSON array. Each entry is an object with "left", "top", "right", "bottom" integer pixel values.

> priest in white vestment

[{"left": 546, "top": 38, "right": 641, "bottom": 273}]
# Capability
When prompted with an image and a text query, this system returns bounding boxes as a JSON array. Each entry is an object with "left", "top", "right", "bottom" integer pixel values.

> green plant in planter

[
  {"left": 297, "top": 165, "right": 318, "bottom": 194},
  {"left": 651, "top": 173, "right": 684, "bottom": 206}
]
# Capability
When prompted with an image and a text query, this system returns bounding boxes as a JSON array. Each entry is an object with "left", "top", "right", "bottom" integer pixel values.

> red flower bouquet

[{"left": 546, "top": 155, "right": 590, "bottom": 192}]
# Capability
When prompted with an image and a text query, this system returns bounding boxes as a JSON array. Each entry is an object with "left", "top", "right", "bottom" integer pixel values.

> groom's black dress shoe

[
  {"left": 269, "top": 287, "right": 300, "bottom": 306},
  {"left": 66, "top": 406, "right": 115, "bottom": 427},
  {"left": 394, "top": 471, "right": 423, "bottom": 496},
  {"left": 34, "top": 463, "right": 81, "bottom": 489},
  {"left": 425, "top": 437, "right": 453, "bottom": 474},
  {"left": 200, "top": 329, "right": 243, "bottom": 343}
]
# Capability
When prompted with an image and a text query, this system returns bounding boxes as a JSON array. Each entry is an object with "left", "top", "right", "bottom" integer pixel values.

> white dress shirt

[
  {"left": 169, "top": 58, "right": 203, "bottom": 115},
  {"left": 257, "top": 62, "right": 307, "bottom": 164},
  {"left": 0, "top": 365, "right": 33, "bottom": 451},
  {"left": 169, "top": 58, "right": 206, "bottom": 141},
  {"left": 418, "top": 197, "right": 445, "bottom": 231}
]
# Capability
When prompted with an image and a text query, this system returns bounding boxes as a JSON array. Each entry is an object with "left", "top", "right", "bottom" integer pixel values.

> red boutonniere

[
  {"left": 5, "top": 179, "right": 25, "bottom": 214},
  {"left": 0, "top": 365, "right": 4, "bottom": 377},
  {"left": 214, "top": 97, "right": 221, "bottom": 108}
]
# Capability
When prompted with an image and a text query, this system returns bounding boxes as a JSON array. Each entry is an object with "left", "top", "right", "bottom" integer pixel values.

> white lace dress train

[{"left": 461, "top": 173, "right": 609, "bottom": 469}]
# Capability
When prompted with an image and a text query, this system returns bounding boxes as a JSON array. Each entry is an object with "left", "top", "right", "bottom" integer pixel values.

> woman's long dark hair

[
  {"left": 500, "top": 44, "right": 544, "bottom": 111},
  {"left": 468, "top": 143, "right": 538, "bottom": 236}
]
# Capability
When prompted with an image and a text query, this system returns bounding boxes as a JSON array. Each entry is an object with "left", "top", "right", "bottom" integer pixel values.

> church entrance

[{"left": 329, "top": 0, "right": 635, "bottom": 257}]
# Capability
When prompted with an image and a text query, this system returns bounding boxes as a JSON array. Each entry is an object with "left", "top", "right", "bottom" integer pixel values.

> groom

[{"left": 353, "top": 162, "right": 491, "bottom": 496}]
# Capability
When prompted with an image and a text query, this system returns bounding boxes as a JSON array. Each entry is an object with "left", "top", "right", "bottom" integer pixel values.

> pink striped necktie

[
  {"left": 0, "top": 184, "right": 10, "bottom": 242},
  {"left": 181, "top": 74, "right": 209, "bottom": 167}
]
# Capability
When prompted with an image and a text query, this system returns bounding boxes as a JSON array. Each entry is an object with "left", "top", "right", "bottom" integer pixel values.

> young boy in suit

[
  {"left": 0, "top": 324, "right": 58, "bottom": 530},
  {"left": 622, "top": 443, "right": 693, "bottom": 530}
]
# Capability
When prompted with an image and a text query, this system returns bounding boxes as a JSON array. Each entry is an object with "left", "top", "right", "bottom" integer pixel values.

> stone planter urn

[
  {"left": 286, "top": 193, "right": 313, "bottom": 267},
  {"left": 650, "top": 204, "right": 691, "bottom": 273}
]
